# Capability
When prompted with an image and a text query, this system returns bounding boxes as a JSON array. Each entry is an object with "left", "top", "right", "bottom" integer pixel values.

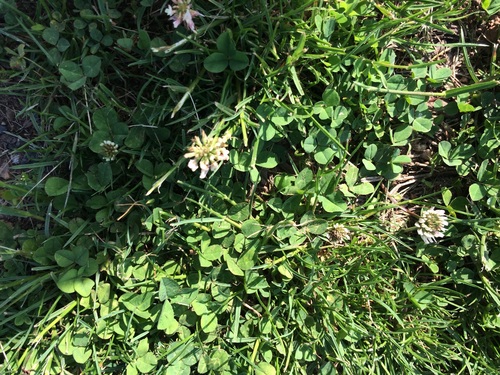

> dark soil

[{"left": 0, "top": 93, "right": 34, "bottom": 180}]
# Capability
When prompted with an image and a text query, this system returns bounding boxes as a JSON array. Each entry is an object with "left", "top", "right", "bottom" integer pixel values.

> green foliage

[
  {"left": 204, "top": 30, "right": 249, "bottom": 73},
  {"left": 0, "top": 0, "right": 499, "bottom": 374}
]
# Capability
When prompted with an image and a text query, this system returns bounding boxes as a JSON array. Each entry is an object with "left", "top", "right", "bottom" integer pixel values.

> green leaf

[
  {"left": 159, "top": 278, "right": 181, "bottom": 301},
  {"left": 42, "top": 27, "right": 60, "bottom": 45},
  {"left": 350, "top": 182, "right": 374, "bottom": 195},
  {"left": 66, "top": 76, "right": 87, "bottom": 90},
  {"left": 137, "top": 29, "right": 151, "bottom": 50},
  {"left": 55, "top": 247, "right": 89, "bottom": 267},
  {"left": 230, "top": 150, "right": 252, "bottom": 172},
  {"left": 319, "top": 193, "right": 346, "bottom": 213},
  {"left": 224, "top": 253, "right": 244, "bottom": 276},
  {"left": 125, "top": 127, "right": 146, "bottom": 148},
  {"left": 364, "top": 144, "right": 377, "bottom": 159},
  {"left": 387, "top": 74, "right": 407, "bottom": 90},
  {"left": 135, "top": 352, "right": 158, "bottom": 373},
  {"left": 237, "top": 240, "right": 258, "bottom": 270},
  {"left": 165, "top": 363, "right": 191, "bottom": 375},
  {"left": 362, "top": 159, "right": 376, "bottom": 171},
  {"left": 73, "top": 276, "right": 95, "bottom": 297},
  {"left": 442, "top": 188, "right": 452, "bottom": 206},
  {"left": 117, "top": 37, "right": 134, "bottom": 51},
  {"left": 126, "top": 364, "right": 138, "bottom": 375},
  {"left": 469, "top": 183, "right": 487, "bottom": 201},
  {"left": 120, "top": 292, "right": 154, "bottom": 317},
  {"left": 201, "top": 244, "right": 224, "bottom": 261},
  {"left": 241, "top": 219, "right": 262, "bottom": 238},
  {"left": 45, "top": 177, "right": 69, "bottom": 196},
  {"left": 412, "top": 117, "right": 433, "bottom": 132},
  {"left": 271, "top": 107, "right": 294, "bottom": 126},
  {"left": 305, "top": 219, "right": 328, "bottom": 235},
  {"left": 345, "top": 165, "right": 358, "bottom": 188},
  {"left": 392, "top": 124, "right": 412, "bottom": 145},
  {"left": 201, "top": 312, "right": 218, "bottom": 333},
  {"left": 277, "top": 264, "right": 293, "bottom": 280},
  {"left": 411, "top": 64, "right": 427, "bottom": 79},
  {"left": 58, "top": 331, "right": 75, "bottom": 355},
  {"left": 482, "top": 0, "right": 500, "bottom": 14},
  {"left": 72, "top": 331, "right": 90, "bottom": 347},
  {"left": 204, "top": 52, "right": 228, "bottom": 73},
  {"left": 191, "top": 300, "right": 208, "bottom": 315},
  {"left": 257, "top": 120, "right": 277, "bottom": 141},
  {"left": 82, "top": 55, "right": 102, "bottom": 78},
  {"left": 97, "top": 283, "right": 111, "bottom": 304},
  {"left": 56, "top": 269, "right": 94, "bottom": 296},
  {"left": 255, "top": 362, "right": 277, "bottom": 375},
  {"left": 216, "top": 31, "right": 236, "bottom": 56},
  {"left": 428, "top": 65, "right": 452, "bottom": 82},
  {"left": 87, "top": 162, "right": 113, "bottom": 191},
  {"left": 256, "top": 151, "right": 278, "bottom": 168},
  {"left": 322, "top": 89, "right": 340, "bottom": 106},
  {"left": 296, "top": 168, "right": 313, "bottom": 190},
  {"left": 392, "top": 155, "right": 411, "bottom": 165},
  {"left": 59, "top": 61, "right": 84, "bottom": 81},
  {"left": 295, "top": 344, "right": 315, "bottom": 362},
  {"left": 228, "top": 203, "right": 250, "bottom": 221},
  {"left": 158, "top": 300, "right": 179, "bottom": 334},
  {"left": 136, "top": 339, "right": 149, "bottom": 357},
  {"left": 438, "top": 141, "right": 452, "bottom": 158},
  {"left": 57, "top": 38, "right": 70, "bottom": 52},
  {"left": 73, "top": 346, "right": 92, "bottom": 364},
  {"left": 303, "top": 135, "right": 316, "bottom": 153},
  {"left": 93, "top": 107, "right": 119, "bottom": 130},
  {"left": 314, "top": 147, "right": 335, "bottom": 165},
  {"left": 229, "top": 51, "right": 249, "bottom": 71},
  {"left": 208, "top": 349, "right": 230, "bottom": 371}
]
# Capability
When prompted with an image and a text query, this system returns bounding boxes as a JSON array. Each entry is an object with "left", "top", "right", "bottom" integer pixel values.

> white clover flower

[
  {"left": 165, "top": 0, "right": 200, "bottom": 32},
  {"left": 100, "top": 140, "right": 119, "bottom": 161},
  {"left": 184, "top": 131, "right": 230, "bottom": 179},
  {"left": 415, "top": 207, "right": 449, "bottom": 244},
  {"left": 332, "top": 223, "right": 351, "bottom": 242}
]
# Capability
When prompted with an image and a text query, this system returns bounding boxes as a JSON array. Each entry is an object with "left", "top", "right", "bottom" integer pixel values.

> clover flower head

[
  {"left": 165, "top": 0, "right": 200, "bottom": 32},
  {"left": 331, "top": 223, "right": 351, "bottom": 242},
  {"left": 415, "top": 207, "right": 448, "bottom": 244},
  {"left": 184, "top": 131, "right": 230, "bottom": 179},
  {"left": 100, "top": 140, "right": 119, "bottom": 161}
]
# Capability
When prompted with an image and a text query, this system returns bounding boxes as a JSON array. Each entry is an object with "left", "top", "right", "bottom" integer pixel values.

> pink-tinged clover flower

[
  {"left": 415, "top": 207, "right": 449, "bottom": 244},
  {"left": 184, "top": 131, "right": 230, "bottom": 179},
  {"left": 166, "top": 0, "right": 200, "bottom": 32}
]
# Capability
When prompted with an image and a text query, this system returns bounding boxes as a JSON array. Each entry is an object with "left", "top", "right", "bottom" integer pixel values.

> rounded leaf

[
  {"left": 229, "top": 52, "right": 249, "bottom": 71},
  {"left": 255, "top": 362, "right": 277, "bottom": 375},
  {"left": 216, "top": 31, "right": 236, "bottom": 55},
  {"left": 59, "top": 61, "right": 84, "bottom": 82},
  {"left": 45, "top": 177, "right": 69, "bottom": 196},
  {"left": 241, "top": 219, "right": 262, "bottom": 238},
  {"left": 135, "top": 352, "right": 158, "bottom": 373},
  {"left": 204, "top": 52, "right": 228, "bottom": 73},
  {"left": 42, "top": 27, "right": 60, "bottom": 45},
  {"left": 469, "top": 183, "right": 487, "bottom": 201},
  {"left": 82, "top": 55, "right": 102, "bottom": 78}
]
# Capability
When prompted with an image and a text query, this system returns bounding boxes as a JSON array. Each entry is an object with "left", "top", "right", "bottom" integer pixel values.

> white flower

[
  {"left": 416, "top": 207, "right": 449, "bottom": 244},
  {"left": 100, "top": 140, "right": 119, "bottom": 161},
  {"left": 332, "top": 223, "right": 351, "bottom": 242},
  {"left": 184, "top": 131, "right": 230, "bottom": 179},
  {"left": 165, "top": 0, "right": 200, "bottom": 32}
]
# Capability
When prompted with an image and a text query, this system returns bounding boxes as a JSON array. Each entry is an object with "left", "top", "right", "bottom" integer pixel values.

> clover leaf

[{"left": 204, "top": 31, "right": 249, "bottom": 73}]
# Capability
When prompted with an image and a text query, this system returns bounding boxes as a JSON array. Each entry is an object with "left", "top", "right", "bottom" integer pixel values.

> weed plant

[{"left": 0, "top": 0, "right": 499, "bottom": 374}]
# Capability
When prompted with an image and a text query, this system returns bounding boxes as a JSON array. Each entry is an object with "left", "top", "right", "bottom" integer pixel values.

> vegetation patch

[{"left": 0, "top": 0, "right": 499, "bottom": 374}]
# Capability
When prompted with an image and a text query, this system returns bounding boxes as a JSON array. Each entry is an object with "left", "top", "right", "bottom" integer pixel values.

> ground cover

[{"left": 0, "top": 0, "right": 499, "bottom": 373}]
